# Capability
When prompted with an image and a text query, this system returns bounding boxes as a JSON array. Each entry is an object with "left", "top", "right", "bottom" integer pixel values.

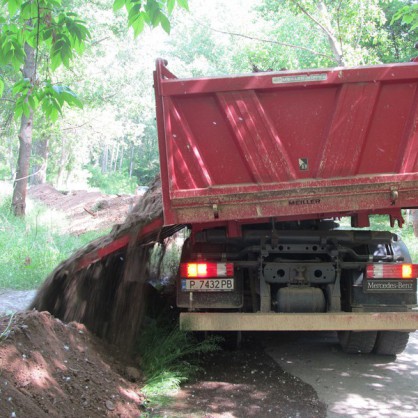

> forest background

[{"left": 1, "top": 0, "right": 417, "bottom": 200}]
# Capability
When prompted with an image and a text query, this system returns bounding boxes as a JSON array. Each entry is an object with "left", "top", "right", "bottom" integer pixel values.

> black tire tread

[
  {"left": 338, "top": 331, "right": 377, "bottom": 354},
  {"left": 374, "top": 331, "right": 410, "bottom": 356}
]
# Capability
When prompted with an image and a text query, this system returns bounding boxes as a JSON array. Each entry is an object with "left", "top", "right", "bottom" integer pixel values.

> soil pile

[
  {"left": 28, "top": 184, "right": 138, "bottom": 235},
  {"left": 0, "top": 313, "right": 327, "bottom": 418},
  {"left": 30, "top": 177, "right": 182, "bottom": 351},
  {"left": 0, "top": 311, "right": 145, "bottom": 418}
]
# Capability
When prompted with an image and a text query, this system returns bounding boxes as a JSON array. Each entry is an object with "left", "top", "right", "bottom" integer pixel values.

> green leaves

[
  {"left": 113, "top": 0, "right": 125, "bottom": 12},
  {"left": 37, "top": 83, "right": 83, "bottom": 122},
  {"left": 392, "top": 4, "right": 418, "bottom": 31},
  {"left": 112, "top": 0, "right": 188, "bottom": 36},
  {"left": 50, "top": 33, "right": 72, "bottom": 70},
  {"left": 20, "top": 1, "right": 38, "bottom": 20},
  {"left": 13, "top": 78, "right": 34, "bottom": 119},
  {"left": 176, "top": 0, "right": 188, "bottom": 11},
  {"left": 5, "top": 0, "right": 22, "bottom": 17},
  {"left": 159, "top": 13, "right": 170, "bottom": 34},
  {"left": 11, "top": 78, "right": 83, "bottom": 122},
  {"left": 167, "top": 0, "right": 175, "bottom": 15},
  {"left": 0, "top": 25, "right": 26, "bottom": 70},
  {"left": 0, "top": 0, "right": 183, "bottom": 125},
  {"left": 49, "top": 13, "right": 91, "bottom": 70}
]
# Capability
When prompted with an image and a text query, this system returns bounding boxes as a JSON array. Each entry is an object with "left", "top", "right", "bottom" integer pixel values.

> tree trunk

[
  {"left": 56, "top": 137, "right": 67, "bottom": 186},
  {"left": 119, "top": 146, "right": 124, "bottom": 171},
  {"left": 317, "top": 2, "right": 345, "bottom": 66},
  {"left": 295, "top": 0, "right": 345, "bottom": 66},
  {"left": 8, "top": 137, "right": 16, "bottom": 180},
  {"left": 113, "top": 143, "right": 119, "bottom": 171},
  {"left": 12, "top": 43, "right": 36, "bottom": 216},
  {"left": 101, "top": 143, "right": 108, "bottom": 174},
  {"left": 412, "top": 209, "right": 418, "bottom": 238},
  {"left": 31, "top": 137, "right": 49, "bottom": 185},
  {"left": 129, "top": 145, "right": 134, "bottom": 178}
]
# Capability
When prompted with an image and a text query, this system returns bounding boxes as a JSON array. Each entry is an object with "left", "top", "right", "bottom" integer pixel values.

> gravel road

[
  {"left": 0, "top": 289, "right": 36, "bottom": 315},
  {"left": 265, "top": 331, "right": 418, "bottom": 418}
]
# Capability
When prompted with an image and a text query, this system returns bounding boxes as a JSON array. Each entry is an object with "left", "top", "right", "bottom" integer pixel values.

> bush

[
  {"left": 0, "top": 191, "right": 107, "bottom": 289},
  {"left": 138, "top": 321, "right": 221, "bottom": 398},
  {"left": 86, "top": 166, "right": 137, "bottom": 195}
]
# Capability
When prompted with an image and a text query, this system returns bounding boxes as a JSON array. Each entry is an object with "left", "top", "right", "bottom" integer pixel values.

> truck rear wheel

[
  {"left": 338, "top": 331, "right": 377, "bottom": 354},
  {"left": 373, "top": 331, "right": 410, "bottom": 355}
]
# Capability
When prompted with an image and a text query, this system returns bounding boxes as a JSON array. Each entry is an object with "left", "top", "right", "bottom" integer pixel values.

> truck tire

[
  {"left": 338, "top": 331, "right": 377, "bottom": 354},
  {"left": 373, "top": 331, "right": 410, "bottom": 355}
]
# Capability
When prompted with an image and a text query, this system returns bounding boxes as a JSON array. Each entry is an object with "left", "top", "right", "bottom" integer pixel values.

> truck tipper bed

[{"left": 153, "top": 58, "right": 418, "bottom": 354}]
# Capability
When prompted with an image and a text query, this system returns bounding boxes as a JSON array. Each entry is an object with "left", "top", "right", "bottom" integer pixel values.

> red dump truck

[{"left": 153, "top": 57, "right": 418, "bottom": 355}]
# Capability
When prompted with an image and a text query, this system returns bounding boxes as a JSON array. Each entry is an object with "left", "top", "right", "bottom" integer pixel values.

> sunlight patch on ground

[
  {"left": 266, "top": 331, "right": 418, "bottom": 418},
  {"left": 332, "top": 393, "right": 417, "bottom": 418}
]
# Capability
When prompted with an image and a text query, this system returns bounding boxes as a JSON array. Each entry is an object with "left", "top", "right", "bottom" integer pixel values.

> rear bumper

[{"left": 180, "top": 311, "right": 418, "bottom": 332}]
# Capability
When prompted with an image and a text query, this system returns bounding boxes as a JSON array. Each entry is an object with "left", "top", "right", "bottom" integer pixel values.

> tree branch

[
  {"left": 34, "top": 0, "right": 40, "bottom": 82},
  {"left": 336, "top": 0, "right": 344, "bottom": 55},
  {"left": 290, "top": 0, "right": 332, "bottom": 38},
  {"left": 290, "top": 0, "right": 345, "bottom": 66},
  {"left": 90, "top": 36, "right": 110, "bottom": 46},
  {"left": 62, "top": 120, "right": 92, "bottom": 131},
  {"left": 194, "top": 18, "right": 336, "bottom": 62}
]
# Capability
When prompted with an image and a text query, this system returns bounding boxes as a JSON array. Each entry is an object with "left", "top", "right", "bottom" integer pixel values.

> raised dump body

[
  {"left": 154, "top": 59, "right": 418, "bottom": 356},
  {"left": 154, "top": 59, "right": 418, "bottom": 227}
]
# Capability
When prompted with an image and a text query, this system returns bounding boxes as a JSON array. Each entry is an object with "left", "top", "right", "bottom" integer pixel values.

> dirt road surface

[
  {"left": 1, "top": 305, "right": 326, "bottom": 417},
  {"left": 265, "top": 331, "right": 418, "bottom": 418},
  {"left": 1, "top": 295, "right": 417, "bottom": 417}
]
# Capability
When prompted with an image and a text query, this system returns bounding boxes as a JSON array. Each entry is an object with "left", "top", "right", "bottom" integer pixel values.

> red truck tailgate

[{"left": 154, "top": 59, "right": 418, "bottom": 225}]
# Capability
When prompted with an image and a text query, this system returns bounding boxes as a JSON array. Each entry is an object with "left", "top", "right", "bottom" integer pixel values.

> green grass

[
  {"left": 0, "top": 188, "right": 108, "bottom": 290},
  {"left": 137, "top": 321, "right": 221, "bottom": 401},
  {"left": 86, "top": 166, "right": 137, "bottom": 195},
  {"left": 0, "top": 313, "right": 15, "bottom": 343}
]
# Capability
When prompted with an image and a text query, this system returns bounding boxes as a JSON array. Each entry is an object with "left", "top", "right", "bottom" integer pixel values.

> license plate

[
  {"left": 363, "top": 279, "right": 416, "bottom": 293},
  {"left": 181, "top": 278, "right": 234, "bottom": 292}
]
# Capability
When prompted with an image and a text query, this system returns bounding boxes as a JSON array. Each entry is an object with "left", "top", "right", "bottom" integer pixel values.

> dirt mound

[
  {"left": 30, "top": 177, "right": 182, "bottom": 351},
  {"left": 28, "top": 183, "right": 138, "bottom": 235},
  {"left": 0, "top": 311, "right": 145, "bottom": 418}
]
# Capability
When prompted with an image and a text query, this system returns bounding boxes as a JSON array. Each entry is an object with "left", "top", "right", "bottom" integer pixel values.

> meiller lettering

[{"left": 289, "top": 198, "right": 321, "bottom": 206}]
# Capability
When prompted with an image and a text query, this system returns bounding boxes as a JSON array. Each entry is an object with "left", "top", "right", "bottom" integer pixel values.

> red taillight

[
  {"left": 180, "top": 262, "right": 234, "bottom": 278},
  {"left": 366, "top": 263, "right": 418, "bottom": 279}
]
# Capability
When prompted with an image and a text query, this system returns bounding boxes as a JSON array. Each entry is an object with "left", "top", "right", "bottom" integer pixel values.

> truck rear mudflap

[{"left": 180, "top": 311, "right": 418, "bottom": 332}]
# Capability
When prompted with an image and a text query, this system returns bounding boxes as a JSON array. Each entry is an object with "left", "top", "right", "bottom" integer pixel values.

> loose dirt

[
  {"left": 154, "top": 342, "right": 326, "bottom": 418},
  {"left": 29, "top": 177, "right": 177, "bottom": 351},
  {"left": 28, "top": 183, "right": 139, "bottom": 235},
  {"left": 0, "top": 312, "right": 326, "bottom": 418},
  {"left": 1, "top": 180, "right": 326, "bottom": 417},
  {"left": 0, "top": 311, "right": 146, "bottom": 418}
]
